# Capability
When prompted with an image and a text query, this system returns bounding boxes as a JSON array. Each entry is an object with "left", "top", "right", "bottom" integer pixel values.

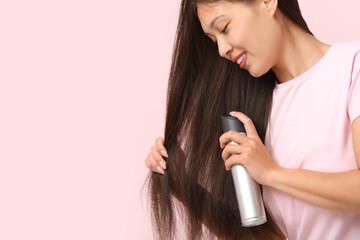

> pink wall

[
  {"left": 0, "top": 0, "right": 359, "bottom": 239},
  {"left": 299, "top": 0, "right": 360, "bottom": 44}
]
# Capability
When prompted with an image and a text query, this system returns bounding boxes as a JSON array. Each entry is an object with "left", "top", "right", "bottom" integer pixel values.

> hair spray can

[{"left": 221, "top": 116, "right": 267, "bottom": 227}]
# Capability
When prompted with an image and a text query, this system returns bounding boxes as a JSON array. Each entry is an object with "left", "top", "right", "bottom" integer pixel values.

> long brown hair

[{"left": 146, "top": 0, "right": 312, "bottom": 239}]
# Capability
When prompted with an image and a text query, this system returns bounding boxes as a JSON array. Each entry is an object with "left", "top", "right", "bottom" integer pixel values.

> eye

[{"left": 220, "top": 23, "right": 229, "bottom": 34}]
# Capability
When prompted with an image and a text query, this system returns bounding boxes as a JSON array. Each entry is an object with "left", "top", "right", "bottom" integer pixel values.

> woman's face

[{"left": 197, "top": 0, "right": 283, "bottom": 77}]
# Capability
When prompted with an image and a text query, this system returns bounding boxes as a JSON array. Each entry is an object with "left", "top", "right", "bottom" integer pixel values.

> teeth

[{"left": 236, "top": 53, "right": 246, "bottom": 65}]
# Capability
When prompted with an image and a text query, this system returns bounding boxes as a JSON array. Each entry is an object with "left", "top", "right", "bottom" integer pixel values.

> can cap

[{"left": 221, "top": 116, "right": 245, "bottom": 133}]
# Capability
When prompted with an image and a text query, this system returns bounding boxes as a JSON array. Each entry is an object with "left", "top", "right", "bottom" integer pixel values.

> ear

[{"left": 263, "top": 0, "right": 278, "bottom": 17}]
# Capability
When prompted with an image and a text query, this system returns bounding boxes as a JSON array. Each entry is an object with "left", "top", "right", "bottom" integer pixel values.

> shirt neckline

[{"left": 274, "top": 43, "right": 336, "bottom": 89}]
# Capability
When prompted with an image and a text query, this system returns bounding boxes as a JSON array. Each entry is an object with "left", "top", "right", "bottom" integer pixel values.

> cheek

[
  {"left": 248, "top": 33, "right": 281, "bottom": 76},
  {"left": 260, "top": 22, "right": 282, "bottom": 65},
  {"left": 247, "top": 50, "right": 274, "bottom": 78}
]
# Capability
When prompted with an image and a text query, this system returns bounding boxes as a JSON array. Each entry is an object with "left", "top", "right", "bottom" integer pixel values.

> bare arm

[{"left": 267, "top": 117, "right": 360, "bottom": 212}]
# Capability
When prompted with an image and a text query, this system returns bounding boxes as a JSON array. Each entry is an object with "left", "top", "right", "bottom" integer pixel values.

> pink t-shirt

[{"left": 263, "top": 41, "right": 360, "bottom": 240}]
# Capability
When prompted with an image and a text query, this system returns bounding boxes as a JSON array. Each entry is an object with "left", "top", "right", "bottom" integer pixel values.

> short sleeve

[{"left": 348, "top": 51, "right": 360, "bottom": 123}]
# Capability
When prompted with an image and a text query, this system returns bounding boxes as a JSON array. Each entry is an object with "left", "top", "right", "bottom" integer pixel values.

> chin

[
  {"left": 248, "top": 69, "right": 263, "bottom": 78},
  {"left": 248, "top": 67, "right": 270, "bottom": 78}
]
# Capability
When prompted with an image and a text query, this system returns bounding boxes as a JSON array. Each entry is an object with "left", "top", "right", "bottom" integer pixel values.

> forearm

[{"left": 268, "top": 168, "right": 360, "bottom": 212}]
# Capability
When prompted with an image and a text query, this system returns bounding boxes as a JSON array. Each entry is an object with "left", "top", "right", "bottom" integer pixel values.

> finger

[
  {"left": 147, "top": 152, "right": 157, "bottom": 169},
  {"left": 145, "top": 157, "right": 163, "bottom": 174},
  {"left": 151, "top": 146, "right": 167, "bottom": 169},
  {"left": 156, "top": 166, "right": 165, "bottom": 174},
  {"left": 221, "top": 144, "right": 247, "bottom": 161},
  {"left": 155, "top": 137, "right": 168, "bottom": 158},
  {"left": 229, "top": 111, "right": 259, "bottom": 139},
  {"left": 219, "top": 130, "right": 248, "bottom": 149},
  {"left": 152, "top": 166, "right": 164, "bottom": 174},
  {"left": 224, "top": 154, "right": 245, "bottom": 171},
  {"left": 144, "top": 157, "right": 151, "bottom": 169},
  {"left": 155, "top": 137, "right": 164, "bottom": 146},
  {"left": 148, "top": 152, "right": 165, "bottom": 174}
]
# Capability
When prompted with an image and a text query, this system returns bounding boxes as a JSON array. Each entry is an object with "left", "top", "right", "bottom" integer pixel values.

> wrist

[{"left": 265, "top": 165, "right": 285, "bottom": 189}]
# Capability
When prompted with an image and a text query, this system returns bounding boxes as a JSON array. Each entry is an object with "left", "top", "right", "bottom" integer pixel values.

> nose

[{"left": 217, "top": 38, "right": 232, "bottom": 59}]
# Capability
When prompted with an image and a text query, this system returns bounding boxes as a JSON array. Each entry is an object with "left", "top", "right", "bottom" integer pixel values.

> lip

[{"left": 232, "top": 51, "right": 246, "bottom": 63}]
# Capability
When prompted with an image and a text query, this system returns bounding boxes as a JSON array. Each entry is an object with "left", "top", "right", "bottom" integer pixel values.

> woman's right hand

[{"left": 145, "top": 137, "right": 168, "bottom": 174}]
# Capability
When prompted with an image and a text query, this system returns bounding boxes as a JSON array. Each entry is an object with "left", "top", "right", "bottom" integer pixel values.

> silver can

[{"left": 221, "top": 116, "right": 267, "bottom": 227}]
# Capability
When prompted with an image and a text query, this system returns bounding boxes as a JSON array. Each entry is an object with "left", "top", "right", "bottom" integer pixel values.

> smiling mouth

[{"left": 236, "top": 52, "right": 246, "bottom": 65}]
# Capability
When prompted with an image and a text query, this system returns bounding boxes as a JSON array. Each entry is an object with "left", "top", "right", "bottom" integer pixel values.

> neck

[{"left": 272, "top": 23, "right": 331, "bottom": 84}]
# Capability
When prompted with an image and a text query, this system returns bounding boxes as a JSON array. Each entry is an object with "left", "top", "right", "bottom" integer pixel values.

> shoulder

[
  {"left": 339, "top": 41, "right": 360, "bottom": 79},
  {"left": 341, "top": 42, "right": 360, "bottom": 123},
  {"left": 328, "top": 41, "right": 360, "bottom": 75},
  {"left": 332, "top": 40, "right": 360, "bottom": 53}
]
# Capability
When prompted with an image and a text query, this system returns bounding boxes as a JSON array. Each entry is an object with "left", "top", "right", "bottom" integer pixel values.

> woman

[{"left": 145, "top": 0, "right": 360, "bottom": 239}]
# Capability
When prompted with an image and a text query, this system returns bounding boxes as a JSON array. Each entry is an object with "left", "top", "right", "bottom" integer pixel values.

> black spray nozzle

[{"left": 221, "top": 116, "right": 246, "bottom": 133}]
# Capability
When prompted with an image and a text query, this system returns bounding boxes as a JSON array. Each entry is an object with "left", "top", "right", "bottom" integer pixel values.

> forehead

[
  {"left": 196, "top": 2, "right": 230, "bottom": 32},
  {"left": 196, "top": 2, "right": 228, "bottom": 23},
  {"left": 196, "top": 2, "right": 252, "bottom": 32}
]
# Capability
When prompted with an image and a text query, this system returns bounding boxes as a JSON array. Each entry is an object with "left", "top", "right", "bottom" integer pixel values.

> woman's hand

[
  {"left": 144, "top": 137, "right": 168, "bottom": 174},
  {"left": 219, "top": 111, "right": 281, "bottom": 186}
]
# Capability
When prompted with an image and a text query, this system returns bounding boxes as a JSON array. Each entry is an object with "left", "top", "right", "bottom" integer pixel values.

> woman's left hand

[{"left": 219, "top": 111, "right": 281, "bottom": 186}]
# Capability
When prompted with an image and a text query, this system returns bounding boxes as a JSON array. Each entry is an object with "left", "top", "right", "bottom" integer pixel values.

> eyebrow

[{"left": 209, "top": 15, "right": 225, "bottom": 29}]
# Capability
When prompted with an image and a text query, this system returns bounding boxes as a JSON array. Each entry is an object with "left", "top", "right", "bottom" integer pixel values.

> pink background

[{"left": 0, "top": 0, "right": 359, "bottom": 239}]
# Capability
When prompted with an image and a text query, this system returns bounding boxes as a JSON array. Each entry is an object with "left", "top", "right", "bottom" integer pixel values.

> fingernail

[
  {"left": 229, "top": 111, "right": 235, "bottom": 115},
  {"left": 159, "top": 161, "right": 167, "bottom": 169},
  {"left": 157, "top": 166, "right": 165, "bottom": 174},
  {"left": 161, "top": 150, "right": 168, "bottom": 158}
]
